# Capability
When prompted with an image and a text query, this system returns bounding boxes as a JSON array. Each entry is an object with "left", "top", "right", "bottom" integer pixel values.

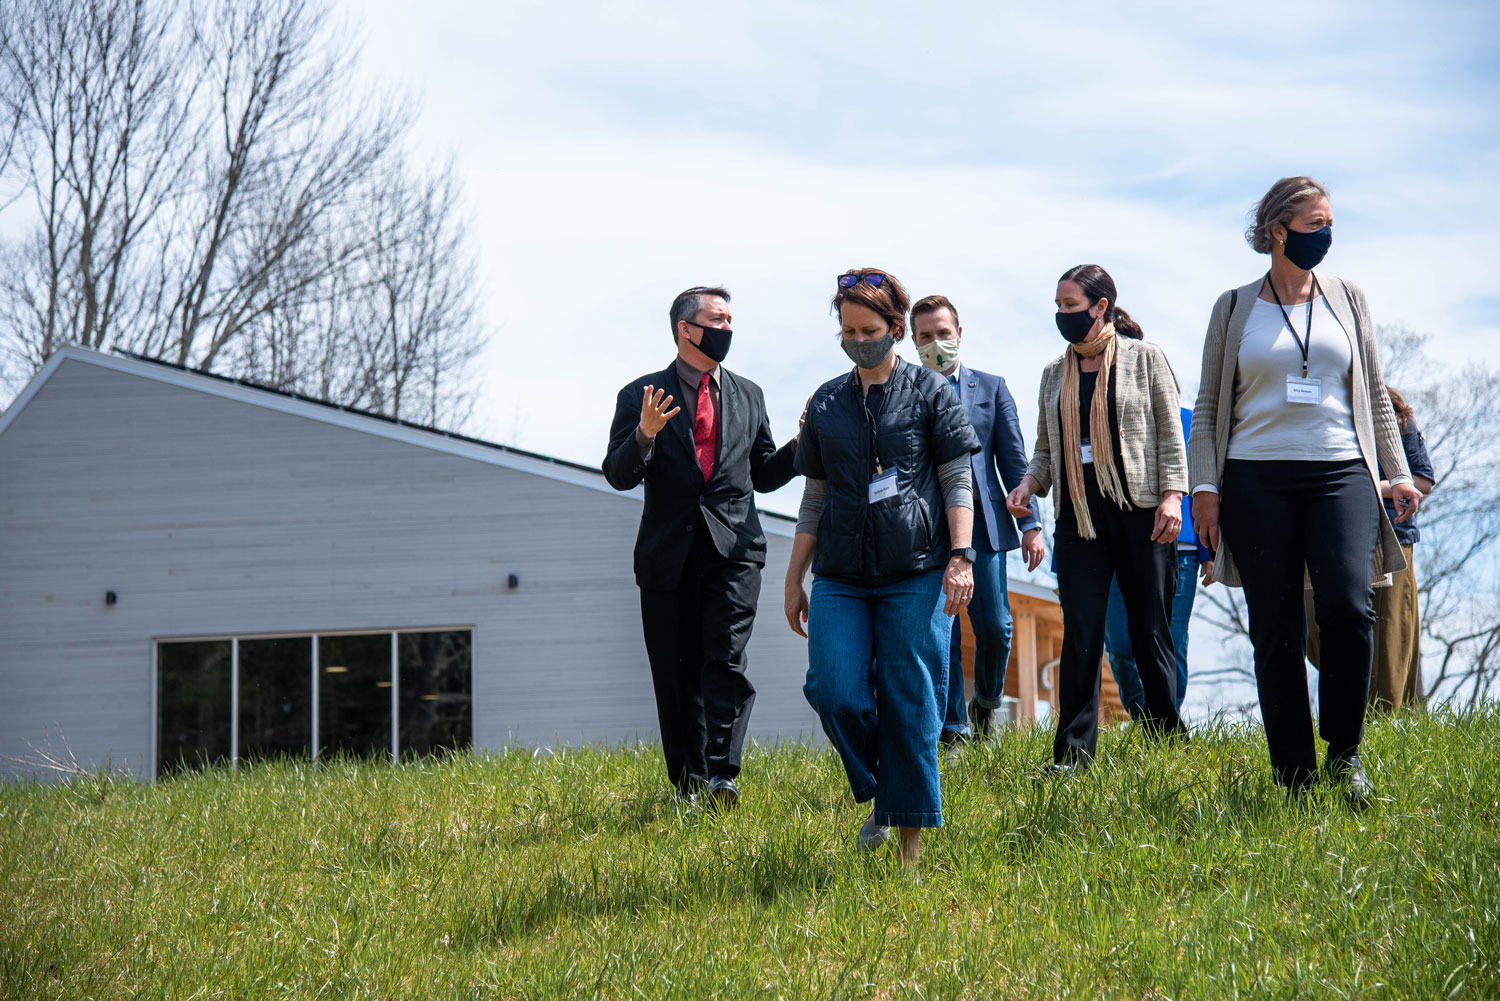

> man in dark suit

[
  {"left": 603, "top": 286, "right": 800, "bottom": 806},
  {"left": 911, "top": 294, "right": 1046, "bottom": 742}
]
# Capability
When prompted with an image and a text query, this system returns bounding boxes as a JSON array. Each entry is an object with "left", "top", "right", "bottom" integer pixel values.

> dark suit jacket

[
  {"left": 952, "top": 363, "right": 1042, "bottom": 553},
  {"left": 603, "top": 362, "right": 798, "bottom": 590}
]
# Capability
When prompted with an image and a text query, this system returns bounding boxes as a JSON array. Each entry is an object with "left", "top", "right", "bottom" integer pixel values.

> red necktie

[{"left": 693, "top": 372, "right": 715, "bottom": 483}]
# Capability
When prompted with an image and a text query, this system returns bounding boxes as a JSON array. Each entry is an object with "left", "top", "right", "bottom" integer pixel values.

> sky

[
  {"left": 335, "top": 0, "right": 1500, "bottom": 716},
  {"left": 5, "top": 1, "right": 1492, "bottom": 716},
  {"left": 346, "top": 0, "right": 1500, "bottom": 477}
]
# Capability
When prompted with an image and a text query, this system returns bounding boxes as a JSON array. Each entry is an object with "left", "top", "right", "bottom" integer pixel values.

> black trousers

[
  {"left": 638, "top": 521, "right": 759, "bottom": 793},
  {"left": 1053, "top": 470, "right": 1184, "bottom": 763},
  {"left": 1220, "top": 458, "right": 1379, "bottom": 788}
]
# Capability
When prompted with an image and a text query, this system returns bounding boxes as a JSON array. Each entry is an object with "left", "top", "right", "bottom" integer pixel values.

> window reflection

[
  {"left": 399, "top": 631, "right": 473, "bottom": 758},
  {"left": 318, "top": 633, "right": 392, "bottom": 760},
  {"left": 158, "top": 640, "right": 232, "bottom": 776},
  {"left": 239, "top": 637, "right": 312, "bottom": 762}
]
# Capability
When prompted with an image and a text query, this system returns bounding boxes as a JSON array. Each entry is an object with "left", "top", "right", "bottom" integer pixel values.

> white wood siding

[{"left": 0, "top": 357, "right": 820, "bottom": 779}]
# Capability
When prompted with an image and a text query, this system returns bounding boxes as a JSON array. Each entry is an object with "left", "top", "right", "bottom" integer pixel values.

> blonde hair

[{"left": 1246, "top": 176, "right": 1330, "bottom": 254}]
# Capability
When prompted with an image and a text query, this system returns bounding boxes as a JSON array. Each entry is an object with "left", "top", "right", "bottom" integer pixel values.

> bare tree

[
  {"left": 1195, "top": 324, "right": 1500, "bottom": 707},
  {"left": 0, "top": 0, "right": 196, "bottom": 366},
  {"left": 228, "top": 159, "right": 482, "bottom": 425},
  {"left": 0, "top": 0, "right": 483, "bottom": 424}
]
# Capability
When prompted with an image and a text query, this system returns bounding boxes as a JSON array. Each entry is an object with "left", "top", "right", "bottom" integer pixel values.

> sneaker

[
  {"left": 1324, "top": 752, "right": 1372, "bottom": 806},
  {"left": 856, "top": 813, "right": 891, "bottom": 851}
]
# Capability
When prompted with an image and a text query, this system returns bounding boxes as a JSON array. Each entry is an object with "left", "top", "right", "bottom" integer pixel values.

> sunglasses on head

[{"left": 837, "top": 272, "right": 886, "bottom": 288}]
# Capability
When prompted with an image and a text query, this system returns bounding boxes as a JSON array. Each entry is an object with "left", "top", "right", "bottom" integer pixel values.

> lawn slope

[{"left": 3, "top": 712, "right": 1498, "bottom": 999}]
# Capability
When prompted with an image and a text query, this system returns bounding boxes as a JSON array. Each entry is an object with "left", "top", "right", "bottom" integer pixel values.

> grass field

[{"left": 3, "top": 711, "right": 1498, "bottom": 1000}]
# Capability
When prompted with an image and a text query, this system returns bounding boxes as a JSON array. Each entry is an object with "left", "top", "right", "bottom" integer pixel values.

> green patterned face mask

[
  {"left": 917, "top": 336, "right": 960, "bottom": 372},
  {"left": 841, "top": 333, "right": 893, "bottom": 370}
]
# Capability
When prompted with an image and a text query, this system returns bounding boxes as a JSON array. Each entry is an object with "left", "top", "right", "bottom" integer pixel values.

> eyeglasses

[{"left": 837, "top": 272, "right": 886, "bottom": 288}]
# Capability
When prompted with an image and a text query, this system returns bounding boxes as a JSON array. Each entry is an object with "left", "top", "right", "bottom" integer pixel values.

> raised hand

[{"left": 638, "top": 385, "right": 681, "bottom": 438}]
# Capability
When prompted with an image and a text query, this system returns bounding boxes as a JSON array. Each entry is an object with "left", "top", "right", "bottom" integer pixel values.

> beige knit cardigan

[
  {"left": 1026, "top": 335, "right": 1189, "bottom": 510},
  {"left": 1186, "top": 275, "right": 1411, "bottom": 588}
]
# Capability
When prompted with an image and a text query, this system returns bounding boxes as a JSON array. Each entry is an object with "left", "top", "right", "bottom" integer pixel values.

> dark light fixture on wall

[
  {"left": 105, "top": 590, "right": 118, "bottom": 606},
  {"left": 507, "top": 574, "right": 519, "bottom": 589}
]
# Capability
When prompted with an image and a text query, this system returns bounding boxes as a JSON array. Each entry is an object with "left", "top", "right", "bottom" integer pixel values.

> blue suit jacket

[{"left": 951, "top": 363, "right": 1041, "bottom": 553}]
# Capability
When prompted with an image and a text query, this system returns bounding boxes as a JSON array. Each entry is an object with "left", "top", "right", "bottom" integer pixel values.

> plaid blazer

[{"left": 1025, "top": 335, "right": 1189, "bottom": 509}]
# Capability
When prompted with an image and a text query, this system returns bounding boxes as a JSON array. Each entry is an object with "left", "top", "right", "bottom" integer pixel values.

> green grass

[{"left": 3, "top": 712, "right": 1499, "bottom": 1000}]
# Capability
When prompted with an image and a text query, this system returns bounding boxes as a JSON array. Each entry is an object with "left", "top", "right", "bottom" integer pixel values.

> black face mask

[
  {"left": 1054, "top": 308, "right": 1096, "bottom": 344},
  {"left": 1282, "top": 224, "right": 1332, "bottom": 271},
  {"left": 687, "top": 321, "right": 733, "bottom": 363}
]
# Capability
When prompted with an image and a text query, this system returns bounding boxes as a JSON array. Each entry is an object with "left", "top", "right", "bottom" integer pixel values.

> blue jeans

[
  {"left": 803, "top": 568, "right": 949, "bottom": 828},
  {"left": 943, "top": 547, "right": 1012, "bottom": 736},
  {"left": 1104, "top": 551, "right": 1199, "bottom": 717}
]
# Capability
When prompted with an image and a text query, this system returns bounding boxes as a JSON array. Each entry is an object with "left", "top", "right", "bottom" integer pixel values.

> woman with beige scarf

[{"left": 1007, "top": 265, "right": 1190, "bottom": 773}]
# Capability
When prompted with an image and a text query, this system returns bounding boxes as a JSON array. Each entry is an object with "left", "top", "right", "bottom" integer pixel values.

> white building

[{"left": 0, "top": 348, "right": 828, "bottom": 779}]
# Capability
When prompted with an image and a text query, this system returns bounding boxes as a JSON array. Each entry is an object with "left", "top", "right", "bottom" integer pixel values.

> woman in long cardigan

[{"left": 1188, "top": 176, "right": 1421, "bottom": 798}]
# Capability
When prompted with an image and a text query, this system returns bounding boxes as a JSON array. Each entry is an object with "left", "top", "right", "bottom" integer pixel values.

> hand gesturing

[{"left": 638, "top": 385, "right": 681, "bottom": 438}]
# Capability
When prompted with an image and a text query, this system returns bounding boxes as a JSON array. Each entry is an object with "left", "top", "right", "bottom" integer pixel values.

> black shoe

[
  {"left": 1325, "top": 753, "right": 1372, "bottom": 805},
  {"left": 968, "top": 702, "right": 995, "bottom": 739},
  {"left": 705, "top": 775, "right": 739, "bottom": 810},
  {"left": 939, "top": 728, "right": 968, "bottom": 748},
  {"left": 1036, "top": 759, "right": 1086, "bottom": 778}
]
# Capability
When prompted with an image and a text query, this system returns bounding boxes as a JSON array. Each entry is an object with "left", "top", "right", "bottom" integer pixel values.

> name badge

[
  {"left": 1080, "top": 440, "right": 1094, "bottom": 465},
  {"left": 1286, "top": 374, "right": 1322, "bottom": 404},
  {"left": 868, "top": 467, "right": 898, "bottom": 503}
]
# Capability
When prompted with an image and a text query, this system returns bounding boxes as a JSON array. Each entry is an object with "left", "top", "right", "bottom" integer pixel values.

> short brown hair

[
  {"left": 669, "top": 285, "right": 730, "bottom": 341},
  {"left": 832, "top": 268, "right": 911, "bottom": 341},
  {"left": 911, "top": 294, "right": 959, "bottom": 329}
]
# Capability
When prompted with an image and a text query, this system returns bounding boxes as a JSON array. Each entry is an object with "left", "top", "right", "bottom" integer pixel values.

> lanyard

[
  {"left": 1266, "top": 271, "right": 1322, "bottom": 378},
  {"left": 854, "top": 369, "right": 893, "bottom": 474}
]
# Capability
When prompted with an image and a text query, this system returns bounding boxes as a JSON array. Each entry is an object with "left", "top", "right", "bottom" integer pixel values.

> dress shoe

[
  {"left": 705, "top": 775, "right": 739, "bottom": 810},
  {"left": 968, "top": 702, "right": 995, "bottom": 739},
  {"left": 1325, "top": 753, "right": 1372, "bottom": 805},
  {"left": 856, "top": 813, "right": 891, "bottom": 852},
  {"left": 1036, "top": 759, "right": 1086, "bottom": 778}
]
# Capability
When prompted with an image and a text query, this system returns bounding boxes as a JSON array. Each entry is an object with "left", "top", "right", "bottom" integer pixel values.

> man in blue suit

[{"left": 911, "top": 295, "right": 1046, "bottom": 742}]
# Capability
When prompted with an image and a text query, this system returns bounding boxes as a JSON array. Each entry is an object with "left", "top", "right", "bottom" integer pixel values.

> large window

[
  {"left": 399, "top": 630, "right": 473, "bottom": 758},
  {"left": 240, "top": 637, "right": 312, "bottom": 762},
  {"left": 157, "top": 640, "right": 232, "bottom": 776},
  {"left": 155, "top": 628, "right": 472, "bottom": 777},
  {"left": 318, "top": 633, "right": 393, "bottom": 759}
]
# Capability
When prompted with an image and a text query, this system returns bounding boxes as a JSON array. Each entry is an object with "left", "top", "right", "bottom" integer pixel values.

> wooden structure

[{"left": 954, "top": 578, "right": 1128, "bottom": 724}]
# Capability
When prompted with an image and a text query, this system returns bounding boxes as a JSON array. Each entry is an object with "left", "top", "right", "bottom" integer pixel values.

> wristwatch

[{"left": 949, "top": 547, "right": 976, "bottom": 564}]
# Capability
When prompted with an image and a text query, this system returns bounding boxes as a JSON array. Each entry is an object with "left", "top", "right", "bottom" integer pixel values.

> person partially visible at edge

[
  {"left": 909, "top": 294, "right": 1046, "bottom": 745},
  {"left": 1103, "top": 406, "right": 1214, "bottom": 720},
  {"left": 1305, "top": 385, "right": 1435, "bottom": 712},
  {"left": 602, "top": 286, "right": 801, "bottom": 809},
  {"left": 784, "top": 268, "right": 981, "bottom": 871},
  {"left": 1006, "top": 264, "right": 1190, "bottom": 774},
  {"left": 1188, "top": 176, "right": 1421, "bottom": 801}
]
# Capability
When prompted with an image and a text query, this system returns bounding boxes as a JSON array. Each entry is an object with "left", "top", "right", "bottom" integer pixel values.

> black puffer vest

[{"left": 796, "top": 358, "right": 981, "bottom": 586}]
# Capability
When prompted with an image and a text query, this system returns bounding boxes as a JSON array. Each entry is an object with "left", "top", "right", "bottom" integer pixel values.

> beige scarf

[{"left": 1060, "top": 324, "right": 1129, "bottom": 538}]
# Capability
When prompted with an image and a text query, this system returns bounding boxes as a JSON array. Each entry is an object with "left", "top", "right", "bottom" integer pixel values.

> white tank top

[{"left": 1227, "top": 295, "right": 1361, "bottom": 462}]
